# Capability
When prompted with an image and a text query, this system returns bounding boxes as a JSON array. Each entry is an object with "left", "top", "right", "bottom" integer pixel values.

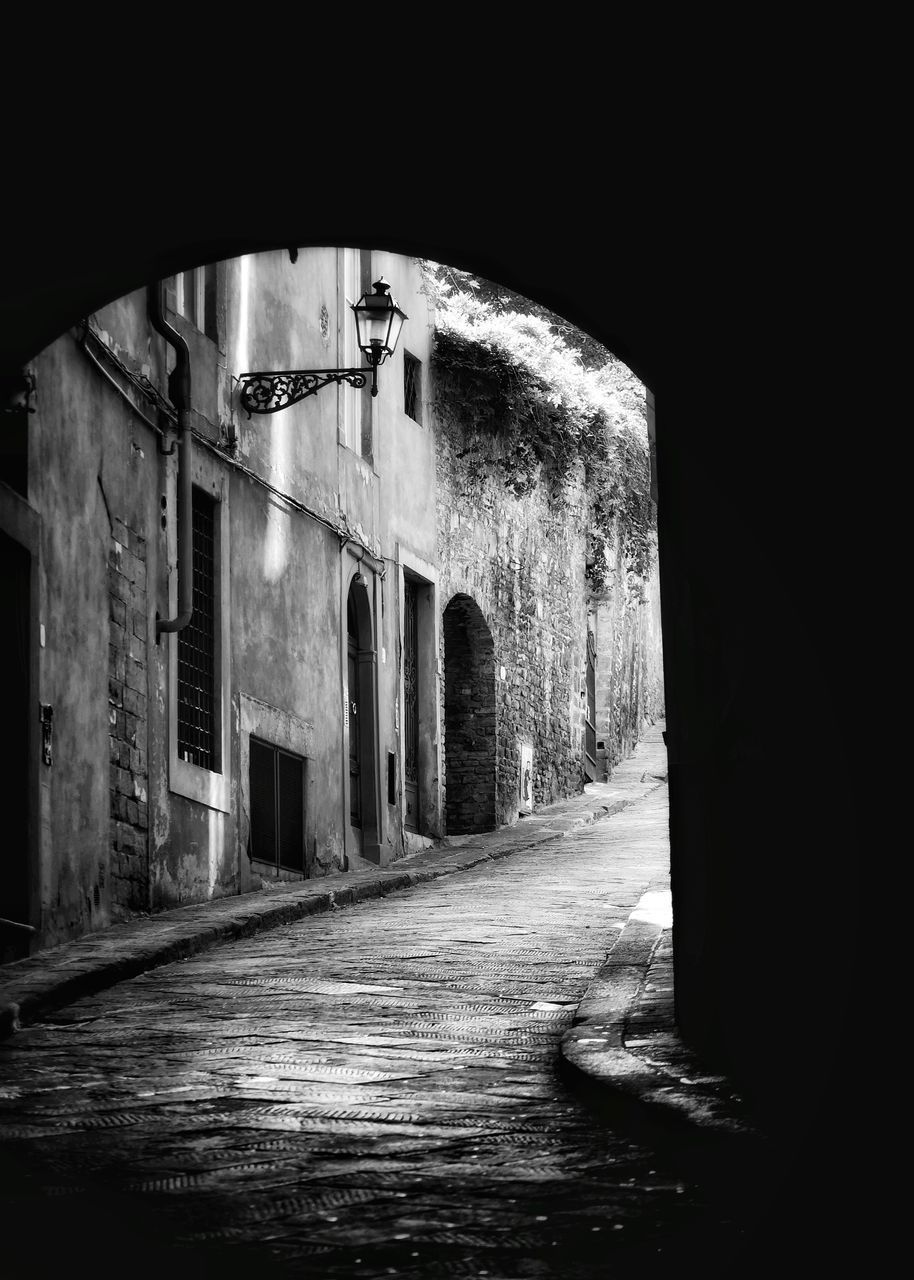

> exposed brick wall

[
  {"left": 107, "top": 520, "right": 149, "bottom": 915},
  {"left": 443, "top": 594, "right": 496, "bottom": 833}
]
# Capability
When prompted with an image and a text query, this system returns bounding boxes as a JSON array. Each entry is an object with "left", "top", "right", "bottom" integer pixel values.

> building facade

[{"left": 0, "top": 249, "right": 662, "bottom": 960}]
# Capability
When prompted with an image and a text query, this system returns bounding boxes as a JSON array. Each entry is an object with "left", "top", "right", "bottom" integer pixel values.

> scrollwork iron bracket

[{"left": 238, "top": 368, "right": 373, "bottom": 418}]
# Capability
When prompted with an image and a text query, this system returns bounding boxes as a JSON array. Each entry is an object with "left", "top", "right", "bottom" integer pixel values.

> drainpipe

[{"left": 148, "top": 282, "right": 193, "bottom": 639}]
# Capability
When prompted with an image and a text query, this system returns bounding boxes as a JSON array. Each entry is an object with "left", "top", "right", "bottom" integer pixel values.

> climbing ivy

[
  {"left": 419, "top": 260, "right": 655, "bottom": 596},
  {"left": 586, "top": 423, "right": 654, "bottom": 600}
]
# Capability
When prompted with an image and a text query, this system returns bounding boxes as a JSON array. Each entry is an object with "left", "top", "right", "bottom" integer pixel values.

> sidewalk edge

[{"left": 558, "top": 890, "right": 767, "bottom": 1164}]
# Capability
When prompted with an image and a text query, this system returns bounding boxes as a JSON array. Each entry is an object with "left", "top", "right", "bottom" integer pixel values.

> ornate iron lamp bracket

[{"left": 238, "top": 367, "right": 373, "bottom": 418}]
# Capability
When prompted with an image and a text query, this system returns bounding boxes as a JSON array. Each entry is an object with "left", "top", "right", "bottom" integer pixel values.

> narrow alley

[
  {"left": 0, "top": 780, "right": 752, "bottom": 1279},
  {"left": 0, "top": 186, "right": 866, "bottom": 1280}
]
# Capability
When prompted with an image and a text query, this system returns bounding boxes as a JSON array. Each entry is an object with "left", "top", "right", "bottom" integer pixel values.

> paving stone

[
  {"left": 1, "top": 764, "right": 769, "bottom": 1277},
  {"left": 3, "top": 734, "right": 778, "bottom": 1275}
]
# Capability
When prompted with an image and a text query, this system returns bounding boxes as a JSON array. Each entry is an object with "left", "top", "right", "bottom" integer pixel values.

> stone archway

[
  {"left": 442, "top": 594, "right": 496, "bottom": 835},
  {"left": 4, "top": 216, "right": 860, "bottom": 1207}
]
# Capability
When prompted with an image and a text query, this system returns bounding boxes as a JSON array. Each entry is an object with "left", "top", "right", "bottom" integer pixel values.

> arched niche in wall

[{"left": 442, "top": 593, "right": 496, "bottom": 835}]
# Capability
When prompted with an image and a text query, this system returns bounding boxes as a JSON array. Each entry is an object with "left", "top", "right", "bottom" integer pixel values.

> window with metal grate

[
  {"left": 403, "top": 352, "right": 421, "bottom": 424},
  {"left": 249, "top": 737, "right": 306, "bottom": 873},
  {"left": 177, "top": 487, "right": 217, "bottom": 769}
]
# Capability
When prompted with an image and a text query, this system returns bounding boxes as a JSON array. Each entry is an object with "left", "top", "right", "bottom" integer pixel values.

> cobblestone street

[{"left": 0, "top": 787, "right": 748, "bottom": 1278}]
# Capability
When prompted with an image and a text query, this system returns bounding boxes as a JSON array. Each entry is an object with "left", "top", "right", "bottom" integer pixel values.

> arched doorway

[
  {"left": 346, "top": 575, "right": 380, "bottom": 863},
  {"left": 442, "top": 593, "right": 496, "bottom": 834}
]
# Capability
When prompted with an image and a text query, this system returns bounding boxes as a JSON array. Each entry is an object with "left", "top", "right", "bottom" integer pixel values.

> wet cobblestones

[{"left": 1, "top": 788, "right": 748, "bottom": 1277}]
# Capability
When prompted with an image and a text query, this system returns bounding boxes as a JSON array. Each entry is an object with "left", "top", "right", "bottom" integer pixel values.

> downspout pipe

[{"left": 148, "top": 282, "right": 193, "bottom": 639}]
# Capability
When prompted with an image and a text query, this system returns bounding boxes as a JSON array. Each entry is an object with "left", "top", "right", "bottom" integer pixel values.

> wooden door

[
  {"left": 403, "top": 579, "right": 419, "bottom": 831},
  {"left": 347, "top": 605, "right": 362, "bottom": 848}
]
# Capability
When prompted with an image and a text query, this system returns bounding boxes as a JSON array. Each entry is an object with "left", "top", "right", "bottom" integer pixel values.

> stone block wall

[
  {"left": 593, "top": 541, "right": 664, "bottom": 776},
  {"left": 435, "top": 413, "right": 590, "bottom": 828},
  {"left": 107, "top": 519, "right": 149, "bottom": 915}
]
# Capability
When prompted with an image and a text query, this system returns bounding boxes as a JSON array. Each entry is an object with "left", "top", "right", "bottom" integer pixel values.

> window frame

[
  {"left": 168, "top": 264, "right": 221, "bottom": 348},
  {"left": 403, "top": 351, "right": 422, "bottom": 425},
  {"left": 175, "top": 269, "right": 204, "bottom": 329},
  {"left": 248, "top": 735, "right": 307, "bottom": 874},
  {"left": 176, "top": 486, "right": 218, "bottom": 771},
  {"left": 173, "top": 265, "right": 219, "bottom": 342},
  {"left": 168, "top": 453, "right": 231, "bottom": 812},
  {"left": 239, "top": 692, "right": 314, "bottom": 880}
]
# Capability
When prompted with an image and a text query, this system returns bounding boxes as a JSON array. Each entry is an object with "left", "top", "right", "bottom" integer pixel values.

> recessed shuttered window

[
  {"left": 249, "top": 738, "right": 306, "bottom": 873},
  {"left": 403, "top": 352, "right": 421, "bottom": 423}
]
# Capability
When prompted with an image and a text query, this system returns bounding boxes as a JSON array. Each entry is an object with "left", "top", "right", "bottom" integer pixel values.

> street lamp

[{"left": 238, "top": 277, "right": 407, "bottom": 417}]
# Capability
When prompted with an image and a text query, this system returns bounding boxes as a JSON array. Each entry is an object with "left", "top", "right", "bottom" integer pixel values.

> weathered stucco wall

[
  {"left": 29, "top": 306, "right": 161, "bottom": 945},
  {"left": 20, "top": 249, "right": 440, "bottom": 947},
  {"left": 228, "top": 481, "right": 344, "bottom": 877}
]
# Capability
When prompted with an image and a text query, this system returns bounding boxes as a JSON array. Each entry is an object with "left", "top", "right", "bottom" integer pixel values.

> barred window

[
  {"left": 177, "top": 487, "right": 217, "bottom": 770},
  {"left": 404, "top": 352, "right": 421, "bottom": 424},
  {"left": 250, "top": 737, "right": 306, "bottom": 873}
]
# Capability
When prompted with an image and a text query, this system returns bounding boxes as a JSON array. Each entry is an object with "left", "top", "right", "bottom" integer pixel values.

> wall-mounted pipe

[{"left": 148, "top": 282, "right": 193, "bottom": 639}]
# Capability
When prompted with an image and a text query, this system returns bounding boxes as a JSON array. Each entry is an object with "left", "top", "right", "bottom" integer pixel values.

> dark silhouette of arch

[
  {"left": 0, "top": 214, "right": 859, "bottom": 1264},
  {"left": 442, "top": 594, "right": 496, "bottom": 835}
]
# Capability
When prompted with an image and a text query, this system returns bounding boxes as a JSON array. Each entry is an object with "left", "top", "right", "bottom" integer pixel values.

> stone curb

[
  {"left": 558, "top": 887, "right": 768, "bottom": 1169},
  {"left": 0, "top": 778, "right": 666, "bottom": 1042}
]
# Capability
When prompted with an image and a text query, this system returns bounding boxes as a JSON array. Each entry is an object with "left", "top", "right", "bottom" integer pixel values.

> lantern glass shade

[{"left": 351, "top": 277, "right": 407, "bottom": 364}]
